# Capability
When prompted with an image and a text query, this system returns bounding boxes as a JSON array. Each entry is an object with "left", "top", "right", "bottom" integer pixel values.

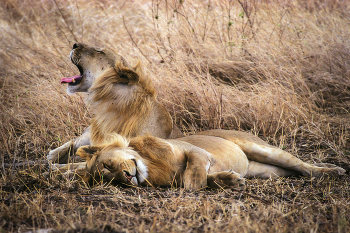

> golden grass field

[{"left": 1, "top": 0, "right": 350, "bottom": 232}]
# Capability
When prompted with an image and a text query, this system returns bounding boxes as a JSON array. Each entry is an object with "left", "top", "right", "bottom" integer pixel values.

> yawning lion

[
  {"left": 48, "top": 43, "right": 181, "bottom": 163},
  {"left": 48, "top": 43, "right": 345, "bottom": 189}
]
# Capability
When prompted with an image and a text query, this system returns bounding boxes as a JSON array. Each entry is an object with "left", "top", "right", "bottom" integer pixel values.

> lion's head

[
  {"left": 62, "top": 43, "right": 130, "bottom": 95},
  {"left": 76, "top": 134, "right": 148, "bottom": 186}
]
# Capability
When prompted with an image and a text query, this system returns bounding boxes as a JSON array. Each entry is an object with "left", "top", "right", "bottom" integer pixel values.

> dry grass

[{"left": 1, "top": 0, "right": 350, "bottom": 232}]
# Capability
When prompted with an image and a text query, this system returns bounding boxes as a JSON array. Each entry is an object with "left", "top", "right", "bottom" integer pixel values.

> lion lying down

[
  {"left": 74, "top": 130, "right": 345, "bottom": 190},
  {"left": 48, "top": 43, "right": 345, "bottom": 189}
]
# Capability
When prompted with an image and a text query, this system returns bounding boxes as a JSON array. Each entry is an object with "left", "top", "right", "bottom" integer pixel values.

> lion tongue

[{"left": 60, "top": 75, "right": 83, "bottom": 84}]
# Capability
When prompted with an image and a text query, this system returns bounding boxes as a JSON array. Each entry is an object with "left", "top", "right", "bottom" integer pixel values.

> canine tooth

[{"left": 72, "top": 78, "right": 75, "bottom": 83}]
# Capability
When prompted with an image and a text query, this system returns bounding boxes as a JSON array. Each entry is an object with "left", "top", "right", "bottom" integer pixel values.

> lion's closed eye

[
  {"left": 94, "top": 48, "right": 105, "bottom": 53},
  {"left": 103, "top": 163, "right": 113, "bottom": 171}
]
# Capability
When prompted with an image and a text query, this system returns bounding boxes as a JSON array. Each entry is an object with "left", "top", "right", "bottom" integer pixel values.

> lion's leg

[
  {"left": 74, "top": 126, "right": 91, "bottom": 149},
  {"left": 47, "top": 126, "right": 91, "bottom": 164},
  {"left": 246, "top": 161, "right": 298, "bottom": 178},
  {"left": 71, "top": 126, "right": 91, "bottom": 162},
  {"left": 243, "top": 143, "right": 345, "bottom": 177},
  {"left": 49, "top": 162, "right": 87, "bottom": 180},
  {"left": 197, "top": 130, "right": 345, "bottom": 177},
  {"left": 182, "top": 149, "right": 210, "bottom": 190},
  {"left": 207, "top": 170, "right": 245, "bottom": 190},
  {"left": 47, "top": 140, "right": 74, "bottom": 164},
  {"left": 50, "top": 162, "right": 86, "bottom": 172}
]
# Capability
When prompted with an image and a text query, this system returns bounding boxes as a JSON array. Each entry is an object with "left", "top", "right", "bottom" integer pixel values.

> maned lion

[
  {"left": 48, "top": 43, "right": 181, "bottom": 163},
  {"left": 75, "top": 131, "right": 345, "bottom": 190},
  {"left": 48, "top": 43, "right": 345, "bottom": 188}
]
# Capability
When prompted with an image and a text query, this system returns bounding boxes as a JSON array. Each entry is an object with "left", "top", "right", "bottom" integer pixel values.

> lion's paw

[
  {"left": 47, "top": 140, "right": 74, "bottom": 164},
  {"left": 183, "top": 172, "right": 207, "bottom": 190},
  {"left": 208, "top": 170, "right": 245, "bottom": 190},
  {"left": 184, "top": 180, "right": 207, "bottom": 190},
  {"left": 312, "top": 163, "right": 346, "bottom": 177}
]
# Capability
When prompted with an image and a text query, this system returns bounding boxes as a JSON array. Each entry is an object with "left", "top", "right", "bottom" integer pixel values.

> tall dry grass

[{"left": 1, "top": 0, "right": 350, "bottom": 232}]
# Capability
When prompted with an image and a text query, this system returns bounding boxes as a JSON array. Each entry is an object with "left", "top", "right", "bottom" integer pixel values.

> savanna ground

[{"left": 1, "top": 0, "right": 350, "bottom": 232}]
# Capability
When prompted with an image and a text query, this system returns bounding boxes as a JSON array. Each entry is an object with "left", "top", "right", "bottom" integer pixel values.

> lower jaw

[
  {"left": 68, "top": 80, "right": 83, "bottom": 86},
  {"left": 130, "top": 177, "right": 138, "bottom": 186}
]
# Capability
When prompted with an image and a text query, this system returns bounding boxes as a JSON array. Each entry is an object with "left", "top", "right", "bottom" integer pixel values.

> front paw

[
  {"left": 47, "top": 162, "right": 87, "bottom": 181},
  {"left": 47, "top": 140, "right": 74, "bottom": 164},
  {"left": 184, "top": 178, "right": 207, "bottom": 190},
  {"left": 183, "top": 169, "right": 207, "bottom": 190},
  {"left": 208, "top": 170, "right": 245, "bottom": 190}
]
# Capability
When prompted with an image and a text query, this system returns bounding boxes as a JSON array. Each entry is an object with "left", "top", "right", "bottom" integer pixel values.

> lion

[
  {"left": 75, "top": 131, "right": 345, "bottom": 190},
  {"left": 48, "top": 43, "right": 182, "bottom": 163},
  {"left": 48, "top": 43, "right": 345, "bottom": 188}
]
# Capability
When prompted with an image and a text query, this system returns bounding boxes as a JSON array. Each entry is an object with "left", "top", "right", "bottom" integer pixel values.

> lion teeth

[{"left": 72, "top": 78, "right": 75, "bottom": 83}]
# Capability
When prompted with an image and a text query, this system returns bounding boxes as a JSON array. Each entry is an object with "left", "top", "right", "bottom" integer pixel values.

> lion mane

[
  {"left": 48, "top": 43, "right": 181, "bottom": 164},
  {"left": 76, "top": 131, "right": 345, "bottom": 190},
  {"left": 89, "top": 62, "right": 158, "bottom": 144},
  {"left": 49, "top": 44, "right": 345, "bottom": 186}
]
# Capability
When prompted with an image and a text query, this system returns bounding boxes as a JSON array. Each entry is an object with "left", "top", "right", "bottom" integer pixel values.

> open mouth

[
  {"left": 60, "top": 52, "right": 84, "bottom": 86},
  {"left": 123, "top": 159, "right": 139, "bottom": 185},
  {"left": 123, "top": 170, "right": 135, "bottom": 181}
]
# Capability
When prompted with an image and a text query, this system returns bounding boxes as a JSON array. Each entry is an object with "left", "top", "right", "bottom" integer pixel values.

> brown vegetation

[{"left": 1, "top": 0, "right": 349, "bottom": 232}]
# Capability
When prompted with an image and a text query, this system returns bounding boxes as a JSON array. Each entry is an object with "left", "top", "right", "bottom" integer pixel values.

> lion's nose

[{"left": 72, "top": 43, "right": 79, "bottom": 49}]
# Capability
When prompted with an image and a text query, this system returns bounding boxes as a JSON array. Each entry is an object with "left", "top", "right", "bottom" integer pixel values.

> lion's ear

[
  {"left": 76, "top": 145, "right": 100, "bottom": 161},
  {"left": 117, "top": 67, "right": 139, "bottom": 85}
]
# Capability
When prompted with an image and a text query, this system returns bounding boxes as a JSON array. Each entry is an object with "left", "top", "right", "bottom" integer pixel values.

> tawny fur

[
  {"left": 74, "top": 131, "right": 345, "bottom": 190},
  {"left": 128, "top": 136, "right": 183, "bottom": 186},
  {"left": 89, "top": 62, "right": 156, "bottom": 144},
  {"left": 48, "top": 43, "right": 180, "bottom": 164},
  {"left": 49, "top": 43, "right": 345, "bottom": 187}
]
